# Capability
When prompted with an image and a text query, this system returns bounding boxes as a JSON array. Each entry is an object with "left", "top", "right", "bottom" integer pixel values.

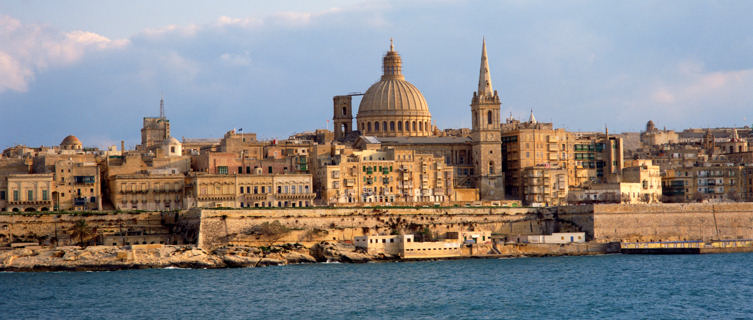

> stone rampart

[
  {"left": 196, "top": 207, "right": 561, "bottom": 249},
  {"left": 589, "top": 203, "right": 753, "bottom": 242},
  {"left": 0, "top": 211, "right": 199, "bottom": 246}
]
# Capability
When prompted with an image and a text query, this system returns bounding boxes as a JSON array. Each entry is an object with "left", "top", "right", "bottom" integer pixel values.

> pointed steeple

[
  {"left": 477, "top": 38, "right": 493, "bottom": 97},
  {"left": 529, "top": 109, "right": 537, "bottom": 124},
  {"left": 159, "top": 95, "right": 165, "bottom": 119}
]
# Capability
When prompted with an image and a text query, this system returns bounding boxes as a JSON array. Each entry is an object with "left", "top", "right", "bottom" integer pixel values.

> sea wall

[
  {"left": 0, "top": 211, "right": 200, "bottom": 246},
  {"left": 196, "top": 207, "right": 572, "bottom": 249},
  {"left": 588, "top": 203, "right": 753, "bottom": 242}
]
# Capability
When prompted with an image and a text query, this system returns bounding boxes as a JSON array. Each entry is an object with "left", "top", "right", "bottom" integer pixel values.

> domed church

[
  {"left": 355, "top": 39, "right": 433, "bottom": 137},
  {"left": 331, "top": 39, "right": 505, "bottom": 200}
]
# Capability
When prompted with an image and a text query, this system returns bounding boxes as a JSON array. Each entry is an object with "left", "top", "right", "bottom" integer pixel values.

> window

[
  {"left": 390, "top": 121, "right": 395, "bottom": 131},
  {"left": 375, "top": 121, "right": 380, "bottom": 131},
  {"left": 277, "top": 186, "right": 282, "bottom": 193},
  {"left": 171, "top": 146, "right": 176, "bottom": 153},
  {"left": 218, "top": 166, "right": 228, "bottom": 174},
  {"left": 240, "top": 187, "right": 244, "bottom": 194},
  {"left": 0, "top": 191, "right": 4, "bottom": 200},
  {"left": 238, "top": 167, "right": 243, "bottom": 174},
  {"left": 42, "top": 190, "right": 48, "bottom": 201},
  {"left": 27, "top": 190, "right": 34, "bottom": 201},
  {"left": 367, "top": 122, "right": 372, "bottom": 132},
  {"left": 13, "top": 190, "right": 19, "bottom": 201},
  {"left": 398, "top": 121, "right": 402, "bottom": 131},
  {"left": 254, "top": 186, "right": 258, "bottom": 194},
  {"left": 487, "top": 110, "right": 492, "bottom": 125},
  {"left": 268, "top": 166, "right": 273, "bottom": 174}
]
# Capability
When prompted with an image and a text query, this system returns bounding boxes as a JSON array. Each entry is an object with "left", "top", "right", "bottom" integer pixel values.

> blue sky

[{"left": 1, "top": 1, "right": 752, "bottom": 149}]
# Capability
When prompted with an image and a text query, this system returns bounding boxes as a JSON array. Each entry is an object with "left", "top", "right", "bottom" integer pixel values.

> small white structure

[
  {"left": 162, "top": 137, "right": 182, "bottom": 157},
  {"left": 354, "top": 234, "right": 461, "bottom": 258},
  {"left": 527, "top": 232, "right": 585, "bottom": 244}
]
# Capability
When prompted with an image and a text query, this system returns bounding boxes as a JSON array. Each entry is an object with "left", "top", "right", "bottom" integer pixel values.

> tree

[{"left": 70, "top": 219, "right": 94, "bottom": 247}]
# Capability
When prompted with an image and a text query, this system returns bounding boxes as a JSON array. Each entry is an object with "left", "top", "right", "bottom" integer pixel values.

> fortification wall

[
  {"left": 589, "top": 203, "right": 753, "bottom": 242},
  {"left": 197, "top": 207, "right": 565, "bottom": 249},
  {"left": 0, "top": 211, "right": 199, "bottom": 246}
]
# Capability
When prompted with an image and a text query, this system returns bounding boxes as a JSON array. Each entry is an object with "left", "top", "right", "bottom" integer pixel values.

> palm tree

[{"left": 70, "top": 220, "right": 93, "bottom": 247}]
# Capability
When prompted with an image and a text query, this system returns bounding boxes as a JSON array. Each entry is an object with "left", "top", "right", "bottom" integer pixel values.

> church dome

[
  {"left": 356, "top": 40, "right": 433, "bottom": 137},
  {"left": 60, "top": 135, "right": 82, "bottom": 150},
  {"left": 358, "top": 80, "right": 429, "bottom": 117}
]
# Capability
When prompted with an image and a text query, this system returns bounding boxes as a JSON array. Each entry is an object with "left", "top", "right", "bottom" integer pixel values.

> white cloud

[{"left": 0, "top": 15, "right": 129, "bottom": 93}]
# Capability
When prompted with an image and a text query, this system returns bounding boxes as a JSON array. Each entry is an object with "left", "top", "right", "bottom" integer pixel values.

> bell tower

[
  {"left": 333, "top": 95, "right": 353, "bottom": 141},
  {"left": 471, "top": 39, "right": 504, "bottom": 199}
]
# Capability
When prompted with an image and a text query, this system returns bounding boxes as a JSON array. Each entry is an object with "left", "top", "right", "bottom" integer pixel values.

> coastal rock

[
  {"left": 283, "top": 251, "right": 316, "bottom": 264},
  {"left": 309, "top": 241, "right": 373, "bottom": 263},
  {"left": 222, "top": 254, "right": 261, "bottom": 268}
]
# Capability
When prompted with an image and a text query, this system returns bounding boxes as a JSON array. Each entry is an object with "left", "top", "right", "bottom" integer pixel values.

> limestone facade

[
  {"left": 522, "top": 165, "right": 568, "bottom": 206},
  {"left": 185, "top": 173, "right": 314, "bottom": 208},
  {"left": 109, "top": 173, "right": 185, "bottom": 211},
  {"left": 1, "top": 174, "right": 54, "bottom": 212},
  {"left": 316, "top": 147, "right": 454, "bottom": 205}
]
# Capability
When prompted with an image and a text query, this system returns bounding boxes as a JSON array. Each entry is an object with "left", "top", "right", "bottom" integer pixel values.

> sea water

[{"left": 2, "top": 253, "right": 753, "bottom": 319}]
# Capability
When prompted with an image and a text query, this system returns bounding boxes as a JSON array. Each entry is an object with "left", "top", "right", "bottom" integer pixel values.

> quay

[{"left": 620, "top": 239, "right": 753, "bottom": 254}]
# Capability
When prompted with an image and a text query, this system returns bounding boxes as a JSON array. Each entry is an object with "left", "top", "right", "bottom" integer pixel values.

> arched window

[
  {"left": 367, "top": 122, "right": 372, "bottom": 132},
  {"left": 398, "top": 121, "right": 402, "bottom": 131},
  {"left": 412, "top": 121, "right": 417, "bottom": 131},
  {"left": 342, "top": 107, "right": 347, "bottom": 116},
  {"left": 489, "top": 161, "right": 495, "bottom": 174},
  {"left": 487, "top": 111, "right": 493, "bottom": 125},
  {"left": 383, "top": 121, "right": 387, "bottom": 132},
  {"left": 390, "top": 121, "right": 395, "bottom": 131},
  {"left": 473, "top": 111, "right": 478, "bottom": 127},
  {"left": 375, "top": 121, "right": 380, "bottom": 131},
  {"left": 419, "top": 121, "right": 423, "bottom": 131}
]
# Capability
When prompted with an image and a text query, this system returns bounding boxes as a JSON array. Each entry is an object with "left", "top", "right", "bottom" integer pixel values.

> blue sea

[{"left": 2, "top": 253, "right": 753, "bottom": 319}]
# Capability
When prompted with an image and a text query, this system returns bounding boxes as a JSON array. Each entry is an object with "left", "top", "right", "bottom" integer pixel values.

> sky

[{"left": 1, "top": 0, "right": 752, "bottom": 149}]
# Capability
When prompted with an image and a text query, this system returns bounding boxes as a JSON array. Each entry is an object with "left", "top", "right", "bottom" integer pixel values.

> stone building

[
  {"left": 185, "top": 173, "right": 314, "bottom": 208},
  {"left": 50, "top": 159, "right": 102, "bottom": 211},
  {"left": 521, "top": 165, "right": 568, "bottom": 206},
  {"left": 0, "top": 174, "right": 54, "bottom": 212},
  {"left": 662, "top": 162, "right": 744, "bottom": 203},
  {"left": 138, "top": 97, "right": 170, "bottom": 151},
  {"left": 315, "top": 146, "right": 454, "bottom": 205},
  {"left": 640, "top": 120, "right": 679, "bottom": 146},
  {"left": 108, "top": 173, "right": 185, "bottom": 211}
]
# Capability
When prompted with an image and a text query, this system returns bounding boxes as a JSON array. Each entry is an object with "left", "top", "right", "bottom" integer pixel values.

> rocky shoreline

[{"left": 0, "top": 242, "right": 617, "bottom": 272}]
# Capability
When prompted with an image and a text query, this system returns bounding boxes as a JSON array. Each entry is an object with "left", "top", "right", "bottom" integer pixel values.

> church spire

[
  {"left": 477, "top": 38, "right": 493, "bottom": 97},
  {"left": 159, "top": 95, "right": 165, "bottom": 119}
]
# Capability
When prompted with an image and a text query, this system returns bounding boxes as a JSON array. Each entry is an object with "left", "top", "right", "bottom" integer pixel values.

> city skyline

[{"left": 1, "top": 1, "right": 752, "bottom": 149}]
